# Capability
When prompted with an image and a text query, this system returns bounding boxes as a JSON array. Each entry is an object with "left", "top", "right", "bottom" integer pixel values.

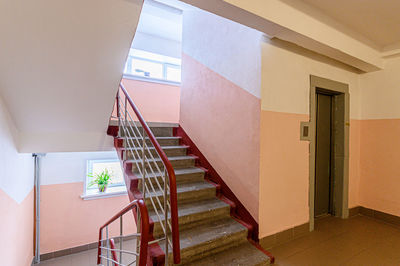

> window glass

[
  {"left": 124, "top": 49, "right": 181, "bottom": 83},
  {"left": 86, "top": 160, "right": 124, "bottom": 192},
  {"left": 166, "top": 65, "right": 181, "bottom": 82}
]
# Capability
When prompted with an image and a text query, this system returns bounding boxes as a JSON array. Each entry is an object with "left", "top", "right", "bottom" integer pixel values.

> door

[{"left": 314, "top": 93, "right": 333, "bottom": 217}]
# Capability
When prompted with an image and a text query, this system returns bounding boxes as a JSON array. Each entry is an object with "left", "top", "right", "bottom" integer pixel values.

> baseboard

[
  {"left": 259, "top": 222, "right": 310, "bottom": 249},
  {"left": 40, "top": 235, "right": 136, "bottom": 261},
  {"left": 350, "top": 206, "right": 400, "bottom": 226}
]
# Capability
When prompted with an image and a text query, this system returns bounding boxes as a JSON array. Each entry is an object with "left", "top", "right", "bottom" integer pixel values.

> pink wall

[
  {"left": 180, "top": 54, "right": 261, "bottom": 221},
  {"left": 359, "top": 119, "right": 400, "bottom": 216},
  {"left": 349, "top": 119, "right": 361, "bottom": 208},
  {"left": 258, "top": 112, "right": 361, "bottom": 237},
  {"left": 114, "top": 79, "right": 180, "bottom": 123},
  {"left": 0, "top": 188, "right": 34, "bottom": 266},
  {"left": 40, "top": 182, "right": 136, "bottom": 254},
  {"left": 259, "top": 111, "right": 309, "bottom": 237}
]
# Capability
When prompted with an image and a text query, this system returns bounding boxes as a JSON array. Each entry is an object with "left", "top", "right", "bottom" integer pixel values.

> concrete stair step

[
  {"left": 121, "top": 145, "right": 189, "bottom": 158},
  {"left": 136, "top": 167, "right": 205, "bottom": 187},
  {"left": 151, "top": 198, "right": 231, "bottom": 238},
  {"left": 186, "top": 241, "right": 271, "bottom": 266},
  {"left": 144, "top": 181, "right": 216, "bottom": 208},
  {"left": 161, "top": 218, "right": 248, "bottom": 265},
  {"left": 119, "top": 126, "right": 175, "bottom": 137},
  {"left": 122, "top": 136, "right": 181, "bottom": 146},
  {"left": 128, "top": 155, "right": 197, "bottom": 171}
]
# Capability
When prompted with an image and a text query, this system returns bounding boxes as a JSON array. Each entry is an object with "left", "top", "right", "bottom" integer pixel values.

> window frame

[
  {"left": 124, "top": 54, "right": 181, "bottom": 84},
  {"left": 82, "top": 159, "right": 126, "bottom": 199}
]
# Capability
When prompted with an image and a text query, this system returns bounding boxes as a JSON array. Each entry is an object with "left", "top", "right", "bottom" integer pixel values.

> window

[
  {"left": 124, "top": 49, "right": 181, "bottom": 83},
  {"left": 83, "top": 159, "right": 126, "bottom": 199}
]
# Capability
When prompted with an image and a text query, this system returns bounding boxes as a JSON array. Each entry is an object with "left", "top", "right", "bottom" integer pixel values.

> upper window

[
  {"left": 84, "top": 159, "right": 125, "bottom": 197},
  {"left": 124, "top": 49, "right": 181, "bottom": 83}
]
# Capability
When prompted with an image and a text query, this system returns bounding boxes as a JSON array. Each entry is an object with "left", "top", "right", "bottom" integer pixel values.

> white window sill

[
  {"left": 122, "top": 74, "right": 181, "bottom": 86},
  {"left": 81, "top": 186, "right": 127, "bottom": 200}
]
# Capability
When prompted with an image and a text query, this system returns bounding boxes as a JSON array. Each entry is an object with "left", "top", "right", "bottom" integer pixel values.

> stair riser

[
  {"left": 170, "top": 230, "right": 248, "bottom": 265},
  {"left": 123, "top": 138, "right": 180, "bottom": 147},
  {"left": 144, "top": 187, "right": 216, "bottom": 211},
  {"left": 137, "top": 172, "right": 205, "bottom": 188},
  {"left": 152, "top": 207, "right": 231, "bottom": 239},
  {"left": 119, "top": 126, "right": 174, "bottom": 137},
  {"left": 131, "top": 158, "right": 195, "bottom": 172},
  {"left": 123, "top": 147, "right": 187, "bottom": 159}
]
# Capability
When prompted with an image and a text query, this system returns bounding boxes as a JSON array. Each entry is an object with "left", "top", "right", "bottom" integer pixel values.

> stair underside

[{"left": 118, "top": 125, "right": 271, "bottom": 265}]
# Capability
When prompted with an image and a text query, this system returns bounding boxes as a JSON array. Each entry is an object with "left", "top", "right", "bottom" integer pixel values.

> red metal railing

[
  {"left": 97, "top": 199, "right": 149, "bottom": 266},
  {"left": 117, "top": 83, "right": 181, "bottom": 264}
]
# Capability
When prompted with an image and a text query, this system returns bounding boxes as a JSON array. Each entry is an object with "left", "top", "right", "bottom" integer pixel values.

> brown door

[{"left": 315, "top": 93, "right": 333, "bottom": 217}]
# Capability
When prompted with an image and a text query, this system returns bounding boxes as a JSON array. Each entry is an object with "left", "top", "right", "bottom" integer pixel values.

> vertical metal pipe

[
  {"left": 136, "top": 209, "right": 141, "bottom": 266},
  {"left": 164, "top": 169, "right": 169, "bottom": 265},
  {"left": 117, "top": 90, "right": 121, "bottom": 138},
  {"left": 33, "top": 153, "right": 45, "bottom": 264},
  {"left": 119, "top": 216, "right": 123, "bottom": 263},
  {"left": 106, "top": 226, "right": 110, "bottom": 266},
  {"left": 141, "top": 127, "right": 146, "bottom": 198},
  {"left": 124, "top": 97, "right": 128, "bottom": 161}
]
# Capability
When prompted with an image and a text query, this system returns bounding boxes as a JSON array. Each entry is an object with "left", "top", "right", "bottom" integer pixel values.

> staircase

[
  {"left": 110, "top": 123, "right": 272, "bottom": 265},
  {"left": 109, "top": 84, "right": 273, "bottom": 265}
]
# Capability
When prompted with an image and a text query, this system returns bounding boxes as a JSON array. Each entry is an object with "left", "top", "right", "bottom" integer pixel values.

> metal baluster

[
  {"left": 136, "top": 208, "right": 141, "bottom": 266},
  {"left": 117, "top": 90, "right": 121, "bottom": 138},
  {"left": 119, "top": 216, "right": 123, "bottom": 264},
  {"left": 141, "top": 127, "right": 146, "bottom": 198},
  {"left": 99, "top": 230, "right": 103, "bottom": 265},
  {"left": 164, "top": 169, "right": 169, "bottom": 265},
  {"left": 124, "top": 97, "right": 128, "bottom": 161},
  {"left": 106, "top": 226, "right": 110, "bottom": 266}
]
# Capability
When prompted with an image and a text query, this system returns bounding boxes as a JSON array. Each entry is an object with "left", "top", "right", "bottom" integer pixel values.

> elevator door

[{"left": 315, "top": 93, "right": 333, "bottom": 217}]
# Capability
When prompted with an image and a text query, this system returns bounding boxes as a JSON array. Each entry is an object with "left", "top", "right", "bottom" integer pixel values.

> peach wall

[
  {"left": 359, "top": 119, "right": 400, "bottom": 216},
  {"left": 259, "top": 111, "right": 309, "bottom": 236},
  {"left": 180, "top": 53, "right": 261, "bottom": 221},
  {"left": 0, "top": 188, "right": 34, "bottom": 266},
  {"left": 40, "top": 182, "right": 136, "bottom": 254},
  {"left": 115, "top": 79, "right": 180, "bottom": 123},
  {"left": 349, "top": 119, "right": 361, "bottom": 208}
]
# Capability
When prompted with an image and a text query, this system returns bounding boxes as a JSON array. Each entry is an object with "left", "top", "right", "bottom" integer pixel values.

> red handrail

[
  {"left": 97, "top": 199, "right": 149, "bottom": 266},
  {"left": 118, "top": 83, "right": 181, "bottom": 264}
]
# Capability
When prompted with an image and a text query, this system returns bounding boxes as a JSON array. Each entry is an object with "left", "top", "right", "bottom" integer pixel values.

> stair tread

[
  {"left": 149, "top": 198, "right": 229, "bottom": 221},
  {"left": 136, "top": 167, "right": 205, "bottom": 179},
  {"left": 161, "top": 218, "right": 247, "bottom": 252},
  {"left": 120, "top": 145, "right": 189, "bottom": 151},
  {"left": 146, "top": 181, "right": 214, "bottom": 198},
  {"left": 122, "top": 136, "right": 181, "bottom": 140},
  {"left": 186, "top": 241, "right": 271, "bottom": 266},
  {"left": 126, "top": 155, "right": 196, "bottom": 164}
]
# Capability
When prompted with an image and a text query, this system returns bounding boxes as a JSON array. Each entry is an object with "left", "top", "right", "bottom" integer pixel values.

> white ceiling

[
  {"left": 299, "top": 0, "right": 400, "bottom": 50},
  {"left": 0, "top": 0, "right": 143, "bottom": 152},
  {"left": 137, "top": 0, "right": 183, "bottom": 42}
]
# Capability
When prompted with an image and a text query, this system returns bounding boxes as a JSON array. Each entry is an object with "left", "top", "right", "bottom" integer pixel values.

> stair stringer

[{"left": 173, "top": 126, "right": 275, "bottom": 263}]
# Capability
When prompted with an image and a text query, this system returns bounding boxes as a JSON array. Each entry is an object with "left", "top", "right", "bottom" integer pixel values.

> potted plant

[{"left": 88, "top": 169, "right": 111, "bottom": 192}]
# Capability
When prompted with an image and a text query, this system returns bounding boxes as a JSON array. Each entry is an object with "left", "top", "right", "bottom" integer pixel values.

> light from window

[
  {"left": 124, "top": 49, "right": 181, "bottom": 83},
  {"left": 86, "top": 159, "right": 125, "bottom": 193}
]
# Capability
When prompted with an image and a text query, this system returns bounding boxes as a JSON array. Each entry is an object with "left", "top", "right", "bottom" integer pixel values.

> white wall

[
  {"left": 41, "top": 151, "right": 119, "bottom": 185},
  {"left": 182, "top": 8, "right": 263, "bottom": 98},
  {"left": 133, "top": 32, "right": 182, "bottom": 58},
  {"left": 360, "top": 57, "right": 400, "bottom": 120},
  {"left": 0, "top": 96, "right": 33, "bottom": 203},
  {"left": 261, "top": 38, "right": 362, "bottom": 119}
]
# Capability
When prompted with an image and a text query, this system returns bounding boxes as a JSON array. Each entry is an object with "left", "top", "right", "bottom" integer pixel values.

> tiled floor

[
  {"left": 273, "top": 215, "right": 400, "bottom": 265},
  {"left": 38, "top": 215, "right": 400, "bottom": 265}
]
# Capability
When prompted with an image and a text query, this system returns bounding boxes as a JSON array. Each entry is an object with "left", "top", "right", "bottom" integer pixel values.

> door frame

[{"left": 309, "top": 75, "right": 350, "bottom": 231}]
